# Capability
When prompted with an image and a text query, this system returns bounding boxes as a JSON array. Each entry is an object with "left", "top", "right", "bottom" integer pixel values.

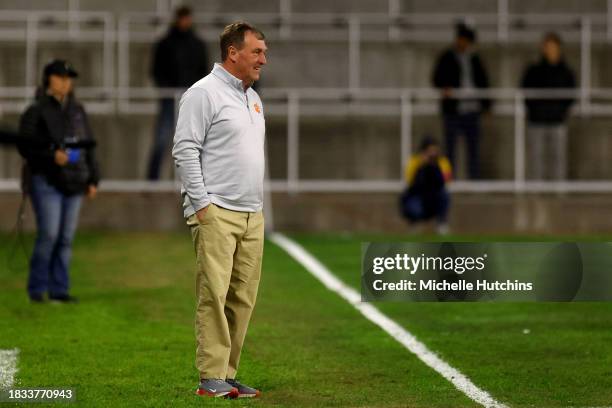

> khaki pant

[{"left": 186, "top": 203, "right": 264, "bottom": 379}]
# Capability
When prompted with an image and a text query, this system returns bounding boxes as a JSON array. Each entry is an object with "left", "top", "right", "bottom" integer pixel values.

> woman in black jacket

[
  {"left": 18, "top": 60, "right": 100, "bottom": 303},
  {"left": 521, "top": 32, "right": 576, "bottom": 180}
]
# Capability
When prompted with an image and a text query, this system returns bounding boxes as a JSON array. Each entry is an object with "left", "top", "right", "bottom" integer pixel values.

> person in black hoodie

[
  {"left": 521, "top": 32, "right": 576, "bottom": 180},
  {"left": 18, "top": 60, "right": 100, "bottom": 303},
  {"left": 432, "top": 23, "right": 491, "bottom": 179},
  {"left": 148, "top": 6, "right": 209, "bottom": 180}
]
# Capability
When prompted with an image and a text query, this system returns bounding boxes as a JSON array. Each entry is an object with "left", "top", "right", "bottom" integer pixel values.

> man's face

[
  {"left": 176, "top": 15, "right": 193, "bottom": 31},
  {"left": 455, "top": 36, "right": 472, "bottom": 53},
  {"left": 232, "top": 31, "right": 267, "bottom": 86},
  {"left": 423, "top": 145, "right": 440, "bottom": 162},
  {"left": 48, "top": 74, "right": 73, "bottom": 97},
  {"left": 542, "top": 39, "right": 561, "bottom": 64}
]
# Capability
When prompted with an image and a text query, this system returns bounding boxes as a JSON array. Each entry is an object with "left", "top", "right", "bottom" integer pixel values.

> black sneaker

[
  {"left": 29, "top": 293, "right": 46, "bottom": 303},
  {"left": 49, "top": 294, "right": 78, "bottom": 304},
  {"left": 225, "top": 378, "right": 261, "bottom": 398}
]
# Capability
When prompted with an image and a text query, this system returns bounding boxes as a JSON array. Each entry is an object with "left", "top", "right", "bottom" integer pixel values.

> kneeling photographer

[{"left": 18, "top": 60, "right": 100, "bottom": 303}]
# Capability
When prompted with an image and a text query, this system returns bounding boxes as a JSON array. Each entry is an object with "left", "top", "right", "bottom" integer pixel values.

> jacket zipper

[{"left": 244, "top": 92, "right": 253, "bottom": 124}]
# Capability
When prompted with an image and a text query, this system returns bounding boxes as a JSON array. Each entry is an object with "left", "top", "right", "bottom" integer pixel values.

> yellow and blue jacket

[{"left": 404, "top": 155, "right": 452, "bottom": 187}]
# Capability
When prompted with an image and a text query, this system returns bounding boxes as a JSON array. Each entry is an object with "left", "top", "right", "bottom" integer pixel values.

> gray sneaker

[
  {"left": 196, "top": 379, "right": 238, "bottom": 398},
  {"left": 226, "top": 378, "right": 261, "bottom": 398}
]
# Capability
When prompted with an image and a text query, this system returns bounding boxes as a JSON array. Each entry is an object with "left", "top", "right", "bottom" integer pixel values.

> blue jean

[
  {"left": 147, "top": 98, "right": 175, "bottom": 180},
  {"left": 401, "top": 189, "right": 450, "bottom": 223},
  {"left": 28, "top": 175, "right": 83, "bottom": 297},
  {"left": 444, "top": 112, "right": 481, "bottom": 179}
]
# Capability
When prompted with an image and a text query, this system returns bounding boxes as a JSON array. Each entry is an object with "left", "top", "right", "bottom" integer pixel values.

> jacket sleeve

[
  {"left": 17, "top": 104, "right": 55, "bottom": 165},
  {"left": 521, "top": 65, "right": 535, "bottom": 88},
  {"left": 439, "top": 156, "right": 453, "bottom": 182},
  {"left": 404, "top": 156, "right": 419, "bottom": 186},
  {"left": 172, "top": 87, "right": 214, "bottom": 212},
  {"left": 521, "top": 65, "right": 540, "bottom": 113},
  {"left": 151, "top": 39, "right": 171, "bottom": 87},
  {"left": 562, "top": 66, "right": 577, "bottom": 109},
  {"left": 474, "top": 55, "right": 492, "bottom": 112},
  {"left": 81, "top": 107, "right": 100, "bottom": 186},
  {"left": 432, "top": 51, "right": 449, "bottom": 88}
]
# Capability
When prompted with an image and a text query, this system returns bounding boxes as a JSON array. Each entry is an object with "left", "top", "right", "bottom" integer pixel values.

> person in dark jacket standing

[
  {"left": 18, "top": 60, "right": 99, "bottom": 303},
  {"left": 521, "top": 32, "right": 576, "bottom": 180},
  {"left": 148, "top": 6, "right": 209, "bottom": 180},
  {"left": 432, "top": 23, "right": 491, "bottom": 179}
]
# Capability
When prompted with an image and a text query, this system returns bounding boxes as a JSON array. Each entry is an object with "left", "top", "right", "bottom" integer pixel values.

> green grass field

[{"left": 1, "top": 232, "right": 611, "bottom": 407}]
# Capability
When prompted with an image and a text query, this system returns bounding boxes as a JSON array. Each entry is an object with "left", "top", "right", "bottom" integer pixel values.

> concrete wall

[
  {"left": 2, "top": 112, "right": 612, "bottom": 181},
  {"left": 2, "top": 191, "right": 612, "bottom": 234}
]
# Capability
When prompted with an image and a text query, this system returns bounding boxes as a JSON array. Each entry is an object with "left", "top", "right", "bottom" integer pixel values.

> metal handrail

[
  {"left": 0, "top": 8, "right": 605, "bottom": 93},
  {"left": 0, "top": 86, "right": 611, "bottom": 194}
]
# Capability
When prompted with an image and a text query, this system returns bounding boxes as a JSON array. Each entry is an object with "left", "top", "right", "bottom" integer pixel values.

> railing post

[
  {"left": 580, "top": 16, "right": 591, "bottom": 115},
  {"left": 279, "top": 0, "right": 292, "bottom": 40},
  {"left": 348, "top": 16, "right": 361, "bottom": 91},
  {"left": 156, "top": 0, "right": 169, "bottom": 16},
  {"left": 102, "top": 13, "right": 114, "bottom": 92},
  {"left": 497, "top": 0, "right": 509, "bottom": 42},
  {"left": 287, "top": 91, "right": 300, "bottom": 194},
  {"left": 388, "top": 0, "right": 400, "bottom": 41},
  {"left": 25, "top": 14, "right": 38, "bottom": 101},
  {"left": 400, "top": 91, "right": 412, "bottom": 180},
  {"left": 68, "top": 0, "right": 80, "bottom": 39},
  {"left": 117, "top": 15, "right": 130, "bottom": 113},
  {"left": 608, "top": 0, "right": 612, "bottom": 41},
  {"left": 514, "top": 91, "right": 526, "bottom": 192}
]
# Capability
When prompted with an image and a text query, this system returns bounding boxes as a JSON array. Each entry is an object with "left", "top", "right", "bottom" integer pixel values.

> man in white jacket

[{"left": 172, "top": 21, "right": 267, "bottom": 399}]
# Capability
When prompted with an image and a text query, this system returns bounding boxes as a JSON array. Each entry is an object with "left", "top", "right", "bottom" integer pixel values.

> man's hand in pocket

[{"left": 196, "top": 205, "right": 210, "bottom": 222}]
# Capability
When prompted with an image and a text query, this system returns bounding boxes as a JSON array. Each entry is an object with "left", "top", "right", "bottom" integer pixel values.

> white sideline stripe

[
  {"left": 269, "top": 233, "right": 507, "bottom": 408},
  {"left": 0, "top": 349, "right": 19, "bottom": 389}
]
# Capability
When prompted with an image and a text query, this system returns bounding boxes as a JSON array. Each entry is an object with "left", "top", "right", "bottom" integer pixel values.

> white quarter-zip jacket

[{"left": 172, "top": 63, "right": 266, "bottom": 217}]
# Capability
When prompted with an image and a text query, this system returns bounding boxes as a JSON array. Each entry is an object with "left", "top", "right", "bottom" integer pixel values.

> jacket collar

[
  {"left": 539, "top": 57, "right": 565, "bottom": 68},
  {"left": 39, "top": 94, "right": 68, "bottom": 112},
  {"left": 169, "top": 26, "right": 193, "bottom": 37},
  {"left": 212, "top": 63, "right": 245, "bottom": 92}
]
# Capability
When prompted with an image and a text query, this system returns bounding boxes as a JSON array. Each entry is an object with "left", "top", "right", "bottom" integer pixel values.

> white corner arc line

[
  {"left": 269, "top": 233, "right": 508, "bottom": 408},
  {"left": 0, "top": 349, "right": 19, "bottom": 389}
]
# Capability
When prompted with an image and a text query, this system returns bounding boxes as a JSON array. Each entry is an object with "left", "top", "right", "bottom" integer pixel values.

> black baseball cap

[{"left": 43, "top": 59, "right": 78, "bottom": 78}]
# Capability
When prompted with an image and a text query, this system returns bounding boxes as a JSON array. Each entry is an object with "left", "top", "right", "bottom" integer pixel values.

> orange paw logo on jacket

[{"left": 254, "top": 103, "right": 261, "bottom": 114}]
